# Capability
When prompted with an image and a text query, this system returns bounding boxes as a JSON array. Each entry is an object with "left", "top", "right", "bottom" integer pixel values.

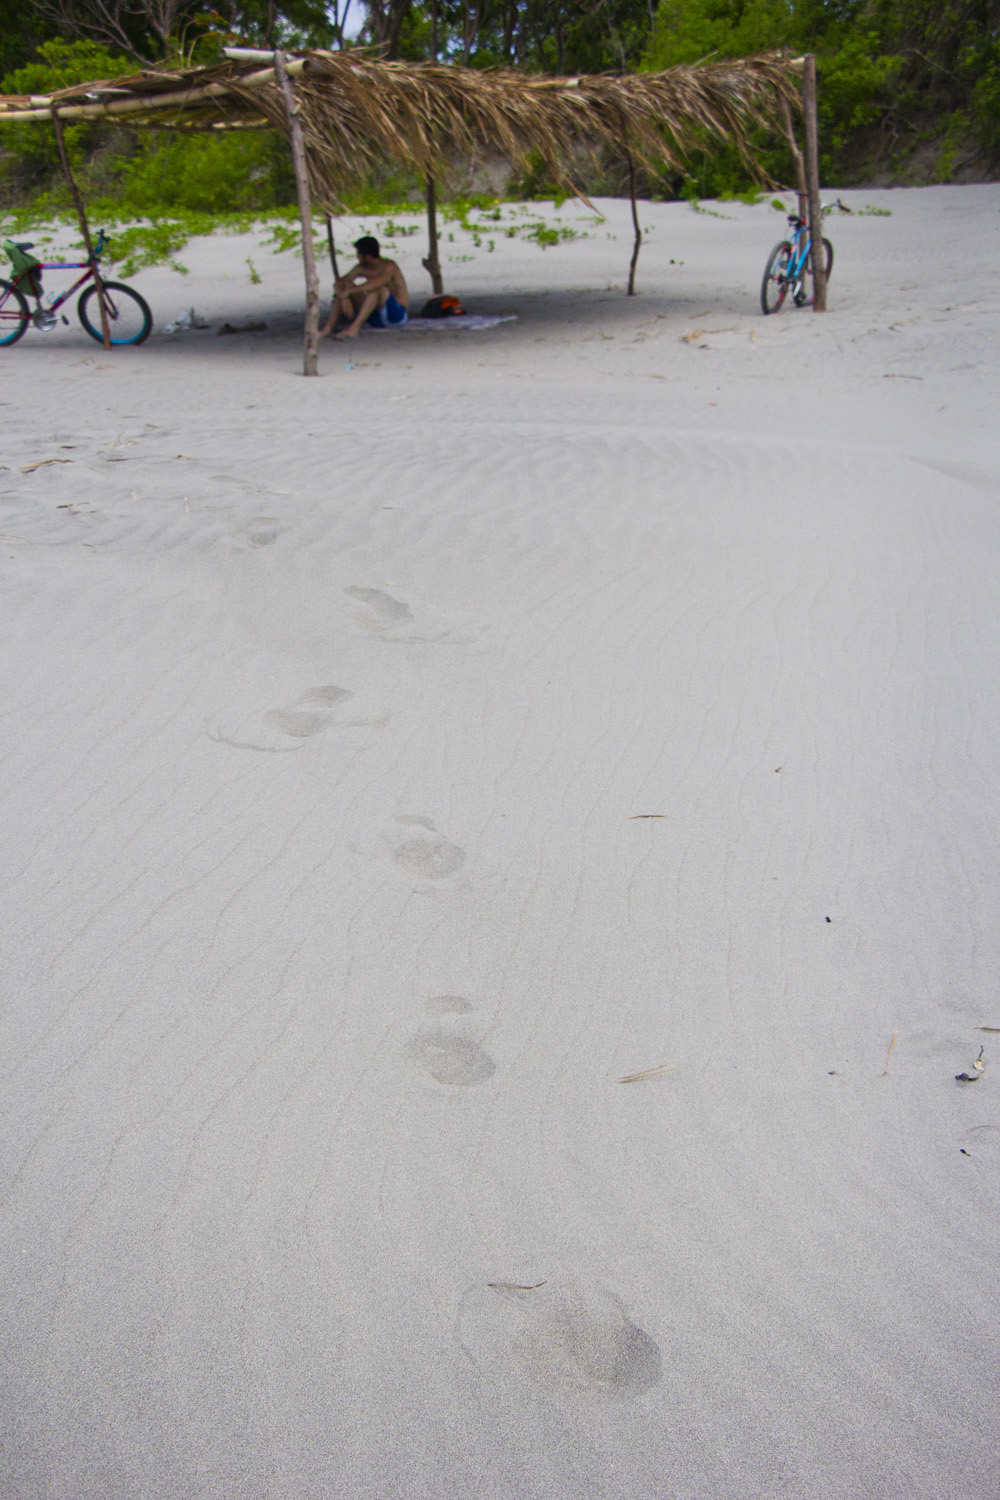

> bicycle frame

[
  {"left": 784, "top": 219, "right": 813, "bottom": 287},
  {"left": 6, "top": 225, "right": 108, "bottom": 309},
  {"left": 22, "top": 258, "right": 95, "bottom": 310}
]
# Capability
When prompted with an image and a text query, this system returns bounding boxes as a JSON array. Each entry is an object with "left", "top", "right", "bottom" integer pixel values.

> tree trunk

[
  {"left": 463, "top": 0, "right": 479, "bottom": 63},
  {"left": 802, "top": 54, "right": 827, "bottom": 313},
  {"left": 274, "top": 50, "right": 320, "bottom": 374},
  {"left": 52, "top": 108, "right": 110, "bottom": 350},
  {"left": 502, "top": 0, "right": 514, "bottom": 62},
  {"left": 386, "top": 0, "right": 411, "bottom": 58}
]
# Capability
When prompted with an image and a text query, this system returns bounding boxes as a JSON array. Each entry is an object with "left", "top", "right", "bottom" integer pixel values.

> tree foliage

[{"left": 644, "top": 0, "right": 998, "bottom": 181}]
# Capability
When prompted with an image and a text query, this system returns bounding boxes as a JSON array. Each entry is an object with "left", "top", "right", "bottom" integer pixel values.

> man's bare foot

[{"left": 333, "top": 326, "right": 361, "bottom": 339}]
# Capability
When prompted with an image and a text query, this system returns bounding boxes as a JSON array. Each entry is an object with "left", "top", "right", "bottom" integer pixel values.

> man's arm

[
  {"left": 346, "top": 262, "right": 398, "bottom": 294},
  {"left": 334, "top": 260, "right": 362, "bottom": 293}
]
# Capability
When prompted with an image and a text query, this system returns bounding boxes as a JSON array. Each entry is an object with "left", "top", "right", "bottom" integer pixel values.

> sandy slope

[{"left": 1, "top": 185, "right": 999, "bottom": 1500}]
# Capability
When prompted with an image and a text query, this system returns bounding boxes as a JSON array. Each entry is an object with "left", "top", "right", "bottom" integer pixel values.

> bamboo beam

[
  {"left": 274, "top": 49, "right": 320, "bottom": 376},
  {"left": 223, "top": 47, "right": 279, "bottom": 61},
  {"left": 801, "top": 54, "right": 827, "bottom": 313},
  {"left": 422, "top": 174, "right": 444, "bottom": 295},
  {"left": 52, "top": 109, "right": 111, "bottom": 350},
  {"left": 0, "top": 60, "right": 305, "bottom": 123}
]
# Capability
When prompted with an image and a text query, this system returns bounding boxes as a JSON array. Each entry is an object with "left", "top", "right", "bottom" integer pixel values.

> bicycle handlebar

[{"left": 786, "top": 198, "right": 851, "bottom": 226}]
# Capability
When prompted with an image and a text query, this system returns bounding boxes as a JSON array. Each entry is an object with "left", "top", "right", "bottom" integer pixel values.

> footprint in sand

[
  {"left": 425, "top": 995, "right": 474, "bottom": 1017},
  {"left": 209, "top": 684, "right": 382, "bottom": 752},
  {"left": 242, "top": 517, "right": 283, "bottom": 549},
  {"left": 344, "top": 585, "right": 485, "bottom": 646},
  {"left": 345, "top": 586, "right": 413, "bottom": 626},
  {"left": 405, "top": 994, "right": 494, "bottom": 1085},
  {"left": 460, "top": 1274, "right": 662, "bottom": 1401},
  {"left": 391, "top": 816, "right": 465, "bottom": 879},
  {"left": 404, "top": 1031, "right": 496, "bottom": 1086},
  {"left": 262, "top": 685, "right": 352, "bottom": 738}
]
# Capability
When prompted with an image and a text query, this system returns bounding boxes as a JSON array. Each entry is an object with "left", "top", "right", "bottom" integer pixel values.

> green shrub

[
  {"left": 111, "top": 130, "right": 294, "bottom": 215},
  {"left": 972, "top": 60, "right": 1000, "bottom": 160}
]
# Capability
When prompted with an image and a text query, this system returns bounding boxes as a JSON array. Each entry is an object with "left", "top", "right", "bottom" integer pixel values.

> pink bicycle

[{"left": 1, "top": 229, "right": 152, "bottom": 346}]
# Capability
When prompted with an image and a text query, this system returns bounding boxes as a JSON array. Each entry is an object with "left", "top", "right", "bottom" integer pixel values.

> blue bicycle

[{"left": 760, "top": 200, "right": 848, "bottom": 315}]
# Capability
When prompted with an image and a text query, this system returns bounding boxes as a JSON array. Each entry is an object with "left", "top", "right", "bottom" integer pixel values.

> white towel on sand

[{"left": 372, "top": 313, "right": 518, "bottom": 331}]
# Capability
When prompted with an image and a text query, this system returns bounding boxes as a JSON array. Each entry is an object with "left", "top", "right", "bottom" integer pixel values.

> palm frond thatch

[{"left": 0, "top": 50, "right": 799, "bottom": 208}]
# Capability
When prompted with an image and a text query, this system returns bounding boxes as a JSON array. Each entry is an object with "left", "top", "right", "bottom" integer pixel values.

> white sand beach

[{"left": 2, "top": 184, "right": 999, "bottom": 1499}]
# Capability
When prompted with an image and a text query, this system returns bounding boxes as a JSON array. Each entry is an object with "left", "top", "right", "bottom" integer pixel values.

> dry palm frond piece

[
  {"left": 618, "top": 1062, "right": 688, "bottom": 1083},
  {"left": 880, "top": 1030, "right": 899, "bottom": 1076}
]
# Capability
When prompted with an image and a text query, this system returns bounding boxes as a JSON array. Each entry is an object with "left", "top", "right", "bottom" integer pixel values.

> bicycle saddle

[{"left": 12, "top": 241, "right": 35, "bottom": 250}]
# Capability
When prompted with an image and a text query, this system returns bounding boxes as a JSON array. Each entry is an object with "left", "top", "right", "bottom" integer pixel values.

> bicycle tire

[
  {"left": 78, "top": 281, "right": 152, "bottom": 346},
  {"left": 0, "top": 278, "right": 31, "bottom": 346},
  {"left": 761, "top": 241, "right": 793, "bottom": 314},
  {"left": 793, "top": 239, "right": 834, "bottom": 305}
]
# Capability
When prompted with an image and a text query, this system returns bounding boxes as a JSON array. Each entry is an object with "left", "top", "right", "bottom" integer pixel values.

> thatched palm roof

[{"left": 0, "top": 50, "right": 798, "bottom": 208}]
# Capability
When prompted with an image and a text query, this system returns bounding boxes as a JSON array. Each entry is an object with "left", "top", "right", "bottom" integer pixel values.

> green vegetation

[{"left": 643, "top": 0, "right": 998, "bottom": 191}]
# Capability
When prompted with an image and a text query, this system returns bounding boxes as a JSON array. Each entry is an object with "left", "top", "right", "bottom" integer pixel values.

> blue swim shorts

[{"left": 367, "top": 293, "right": 409, "bottom": 329}]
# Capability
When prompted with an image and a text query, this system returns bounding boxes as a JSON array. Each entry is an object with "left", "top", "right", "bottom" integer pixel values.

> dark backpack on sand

[{"left": 419, "top": 294, "right": 465, "bottom": 318}]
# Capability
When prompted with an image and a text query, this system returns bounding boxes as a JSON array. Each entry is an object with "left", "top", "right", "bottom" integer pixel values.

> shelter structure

[{"left": 0, "top": 50, "right": 805, "bottom": 371}]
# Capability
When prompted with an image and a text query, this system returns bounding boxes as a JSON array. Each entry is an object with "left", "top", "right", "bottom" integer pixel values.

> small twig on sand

[
  {"left": 618, "top": 1062, "right": 689, "bottom": 1084},
  {"left": 487, "top": 1281, "right": 546, "bottom": 1290},
  {"left": 626, "top": 814, "right": 665, "bottom": 820},
  {"left": 880, "top": 1031, "right": 899, "bottom": 1076},
  {"left": 20, "top": 458, "right": 74, "bottom": 473},
  {"left": 974, "top": 1026, "right": 1000, "bottom": 1033}
]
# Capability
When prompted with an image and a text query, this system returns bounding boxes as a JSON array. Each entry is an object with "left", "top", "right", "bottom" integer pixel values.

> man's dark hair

[{"left": 354, "top": 236, "right": 380, "bottom": 258}]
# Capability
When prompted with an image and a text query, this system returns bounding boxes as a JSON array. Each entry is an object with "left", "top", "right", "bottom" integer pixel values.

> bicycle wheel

[
  {"left": 794, "top": 239, "right": 834, "bottom": 305},
  {"left": 0, "top": 278, "right": 31, "bottom": 346},
  {"left": 761, "top": 241, "right": 793, "bottom": 314},
  {"left": 78, "top": 281, "right": 152, "bottom": 346}
]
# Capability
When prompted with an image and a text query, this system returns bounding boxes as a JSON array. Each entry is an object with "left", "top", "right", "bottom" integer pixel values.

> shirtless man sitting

[{"left": 319, "top": 235, "right": 409, "bottom": 339}]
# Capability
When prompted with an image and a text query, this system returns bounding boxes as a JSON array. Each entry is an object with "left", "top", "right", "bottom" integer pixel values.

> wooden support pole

[
  {"left": 626, "top": 153, "right": 641, "bottom": 296},
  {"left": 422, "top": 174, "right": 444, "bottom": 295},
  {"left": 779, "top": 93, "right": 808, "bottom": 223},
  {"left": 802, "top": 54, "right": 827, "bottom": 313},
  {"left": 274, "top": 49, "right": 320, "bottom": 375},
  {"left": 52, "top": 108, "right": 111, "bottom": 350},
  {"left": 325, "top": 214, "right": 340, "bottom": 282}
]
